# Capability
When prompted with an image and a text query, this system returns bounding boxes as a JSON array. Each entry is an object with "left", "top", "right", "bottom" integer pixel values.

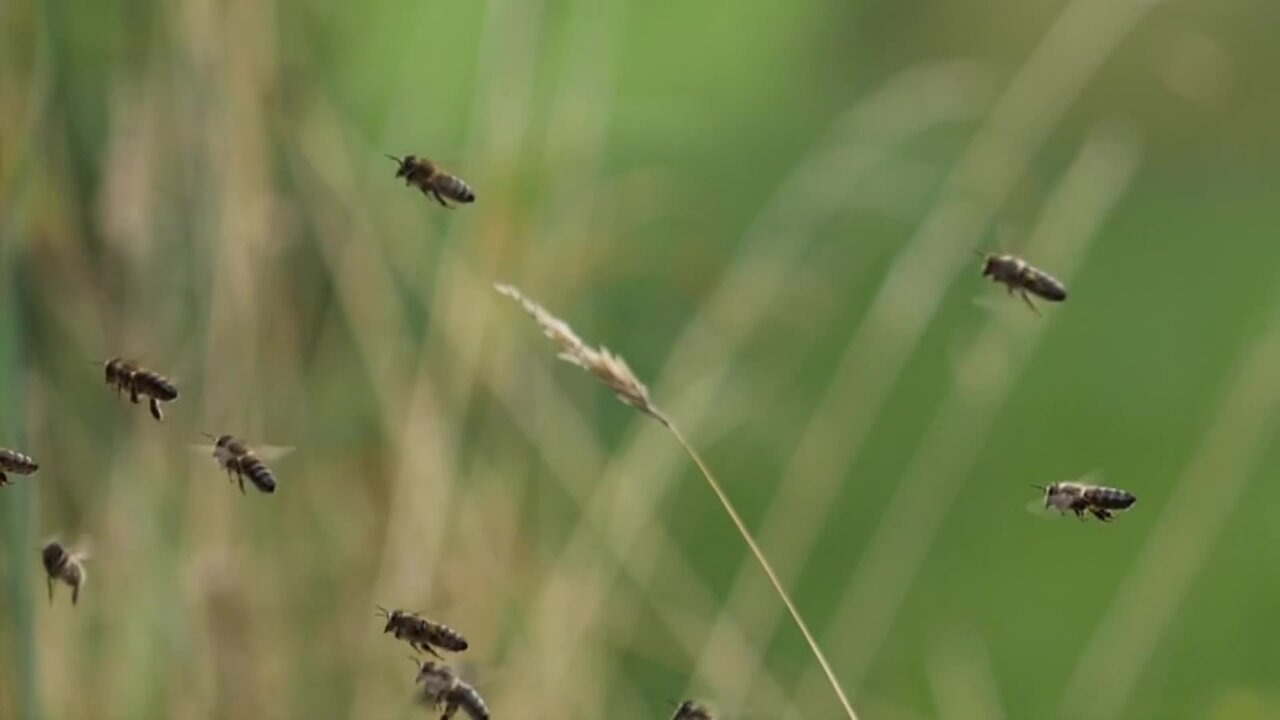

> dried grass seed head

[{"left": 494, "top": 283, "right": 667, "bottom": 425}]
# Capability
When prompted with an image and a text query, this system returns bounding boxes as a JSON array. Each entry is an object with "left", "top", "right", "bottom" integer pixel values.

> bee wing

[
  {"left": 71, "top": 535, "right": 93, "bottom": 561},
  {"left": 1023, "top": 498, "right": 1059, "bottom": 519},
  {"left": 251, "top": 445, "right": 295, "bottom": 462},
  {"left": 187, "top": 443, "right": 294, "bottom": 461}
]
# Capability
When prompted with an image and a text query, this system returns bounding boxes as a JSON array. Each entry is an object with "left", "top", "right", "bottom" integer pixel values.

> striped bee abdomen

[
  {"left": 136, "top": 372, "right": 179, "bottom": 401},
  {"left": 1024, "top": 269, "right": 1068, "bottom": 302},
  {"left": 1084, "top": 486, "right": 1136, "bottom": 510},
  {"left": 239, "top": 455, "right": 277, "bottom": 493},
  {"left": 0, "top": 448, "right": 38, "bottom": 485},
  {"left": 435, "top": 174, "right": 475, "bottom": 204},
  {"left": 449, "top": 684, "right": 490, "bottom": 720},
  {"left": 428, "top": 623, "right": 469, "bottom": 652}
]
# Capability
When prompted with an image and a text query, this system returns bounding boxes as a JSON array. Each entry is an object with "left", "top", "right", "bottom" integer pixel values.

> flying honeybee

[
  {"left": 202, "top": 433, "right": 280, "bottom": 494},
  {"left": 671, "top": 700, "right": 715, "bottom": 720},
  {"left": 414, "top": 659, "right": 490, "bottom": 720},
  {"left": 102, "top": 358, "right": 179, "bottom": 421},
  {"left": 387, "top": 154, "right": 476, "bottom": 208},
  {"left": 977, "top": 252, "right": 1067, "bottom": 315},
  {"left": 0, "top": 448, "right": 38, "bottom": 486},
  {"left": 41, "top": 540, "right": 87, "bottom": 606},
  {"left": 1033, "top": 481, "right": 1136, "bottom": 522},
  {"left": 378, "top": 606, "right": 469, "bottom": 658}
]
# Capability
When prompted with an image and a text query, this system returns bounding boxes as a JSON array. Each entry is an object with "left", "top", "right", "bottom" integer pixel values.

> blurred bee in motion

[
  {"left": 977, "top": 252, "right": 1067, "bottom": 316},
  {"left": 414, "top": 659, "right": 490, "bottom": 720},
  {"left": 202, "top": 433, "right": 280, "bottom": 494},
  {"left": 41, "top": 540, "right": 87, "bottom": 606},
  {"left": 102, "top": 358, "right": 179, "bottom": 421},
  {"left": 671, "top": 700, "right": 715, "bottom": 720},
  {"left": 378, "top": 606, "right": 469, "bottom": 659},
  {"left": 1033, "top": 481, "right": 1136, "bottom": 522},
  {"left": 0, "top": 447, "right": 38, "bottom": 487},
  {"left": 387, "top": 154, "right": 476, "bottom": 208}
]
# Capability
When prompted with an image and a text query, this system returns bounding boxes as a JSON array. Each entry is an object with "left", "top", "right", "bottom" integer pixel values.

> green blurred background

[{"left": 3, "top": 0, "right": 1280, "bottom": 718}]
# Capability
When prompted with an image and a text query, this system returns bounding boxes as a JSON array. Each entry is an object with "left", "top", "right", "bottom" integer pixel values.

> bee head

[
  {"left": 980, "top": 255, "right": 998, "bottom": 278},
  {"left": 388, "top": 154, "right": 414, "bottom": 178},
  {"left": 381, "top": 608, "right": 403, "bottom": 633},
  {"left": 103, "top": 358, "right": 119, "bottom": 381},
  {"left": 40, "top": 541, "right": 66, "bottom": 571}
]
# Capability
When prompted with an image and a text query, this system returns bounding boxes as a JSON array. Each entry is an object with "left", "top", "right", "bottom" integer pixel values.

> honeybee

[
  {"left": 387, "top": 154, "right": 476, "bottom": 208},
  {"left": 1033, "top": 481, "right": 1137, "bottom": 522},
  {"left": 413, "top": 659, "right": 490, "bottom": 720},
  {"left": 0, "top": 447, "right": 38, "bottom": 486},
  {"left": 201, "top": 433, "right": 280, "bottom": 494},
  {"left": 41, "top": 540, "right": 87, "bottom": 605},
  {"left": 102, "top": 358, "right": 179, "bottom": 421},
  {"left": 977, "top": 252, "right": 1067, "bottom": 315},
  {"left": 378, "top": 606, "right": 469, "bottom": 658},
  {"left": 671, "top": 700, "right": 715, "bottom": 720}
]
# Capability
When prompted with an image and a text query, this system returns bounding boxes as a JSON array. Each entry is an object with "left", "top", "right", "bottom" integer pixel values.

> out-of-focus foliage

[{"left": 2, "top": 0, "right": 1279, "bottom": 718}]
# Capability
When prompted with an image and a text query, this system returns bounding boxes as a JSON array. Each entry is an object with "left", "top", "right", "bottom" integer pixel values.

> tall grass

[{"left": 2, "top": 0, "right": 1277, "bottom": 719}]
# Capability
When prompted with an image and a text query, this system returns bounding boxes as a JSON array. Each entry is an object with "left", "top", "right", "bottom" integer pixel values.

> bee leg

[
  {"left": 431, "top": 190, "right": 455, "bottom": 209},
  {"left": 149, "top": 397, "right": 163, "bottom": 421},
  {"left": 1018, "top": 290, "right": 1042, "bottom": 316},
  {"left": 424, "top": 644, "right": 444, "bottom": 660},
  {"left": 71, "top": 581, "right": 80, "bottom": 606},
  {"left": 129, "top": 385, "right": 140, "bottom": 404},
  {"left": 1090, "top": 507, "right": 1113, "bottom": 522},
  {"left": 0, "top": 470, "right": 8, "bottom": 486},
  {"left": 237, "top": 474, "right": 246, "bottom": 494},
  {"left": 47, "top": 577, "right": 54, "bottom": 604}
]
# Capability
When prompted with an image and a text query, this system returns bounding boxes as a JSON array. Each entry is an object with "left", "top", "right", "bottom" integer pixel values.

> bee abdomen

[
  {"left": 0, "top": 449, "right": 38, "bottom": 474},
  {"left": 1086, "top": 486, "right": 1136, "bottom": 509},
  {"left": 1025, "top": 271, "right": 1068, "bottom": 301},
  {"left": 435, "top": 174, "right": 476, "bottom": 203},
  {"left": 240, "top": 456, "right": 277, "bottom": 493},
  {"left": 451, "top": 684, "right": 490, "bottom": 720},
  {"left": 137, "top": 372, "right": 178, "bottom": 401},
  {"left": 431, "top": 624, "right": 469, "bottom": 652}
]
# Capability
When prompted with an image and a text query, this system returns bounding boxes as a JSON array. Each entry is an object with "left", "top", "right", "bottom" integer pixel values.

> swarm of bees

[
  {"left": 379, "top": 606, "right": 470, "bottom": 658},
  {"left": 4, "top": 147, "right": 1144, "bottom": 720}
]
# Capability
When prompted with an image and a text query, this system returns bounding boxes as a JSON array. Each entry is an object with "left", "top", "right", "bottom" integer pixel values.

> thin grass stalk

[
  {"left": 664, "top": 423, "right": 858, "bottom": 720},
  {"left": 496, "top": 283, "right": 858, "bottom": 720}
]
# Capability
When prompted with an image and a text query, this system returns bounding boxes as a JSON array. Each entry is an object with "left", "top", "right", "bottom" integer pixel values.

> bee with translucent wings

[
  {"left": 976, "top": 251, "right": 1067, "bottom": 316},
  {"left": 198, "top": 433, "right": 291, "bottom": 494},
  {"left": 387, "top": 154, "right": 476, "bottom": 208},
  {"left": 0, "top": 447, "right": 38, "bottom": 486},
  {"left": 413, "top": 659, "right": 490, "bottom": 720},
  {"left": 101, "top": 358, "right": 179, "bottom": 421},
  {"left": 378, "top": 606, "right": 470, "bottom": 659},
  {"left": 1031, "top": 477, "right": 1137, "bottom": 522},
  {"left": 41, "top": 539, "right": 88, "bottom": 606}
]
